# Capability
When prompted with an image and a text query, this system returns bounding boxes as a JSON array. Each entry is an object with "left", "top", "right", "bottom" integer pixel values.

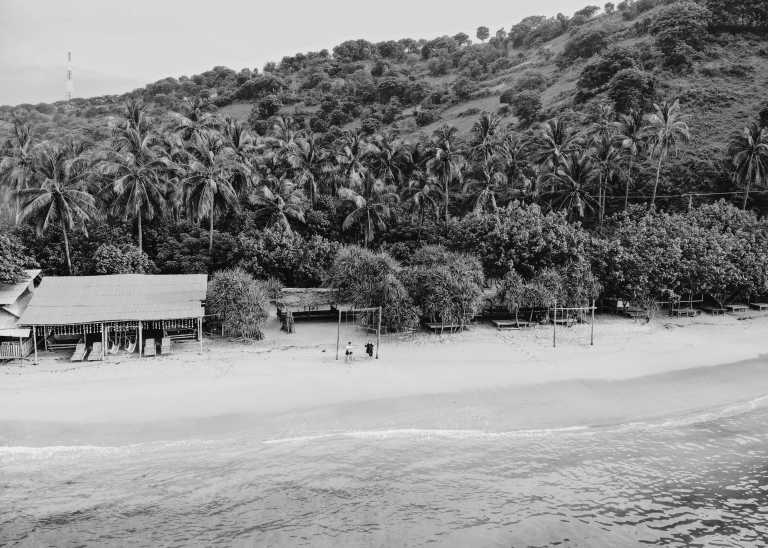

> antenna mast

[{"left": 65, "top": 51, "right": 74, "bottom": 101}]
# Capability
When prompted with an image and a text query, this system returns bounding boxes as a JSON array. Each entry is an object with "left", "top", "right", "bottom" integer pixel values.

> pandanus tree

[
  {"left": 339, "top": 173, "right": 398, "bottom": 247},
  {"left": 426, "top": 125, "right": 465, "bottom": 228},
  {"left": 0, "top": 120, "right": 35, "bottom": 222},
  {"left": 99, "top": 104, "right": 170, "bottom": 253},
  {"left": 728, "top": 122, "right": 768, "bottom": 209},
  {"left": 15, "top": 142, "right": 98, "bottom": 274},
  {"left": 615, "top": 109, "right": 645, "bottom": 210},
  {"left": 645, "top": 99, "right": 690, "bottom": 208},
  {"left": 543, "top": 151, "right": 597, "bottom": 221},
  {"left": 182, "top": 131, "right": 241, "bottom": 254},
  {"left": 248, "top": 178, "right": 307, "bottom": 235}
]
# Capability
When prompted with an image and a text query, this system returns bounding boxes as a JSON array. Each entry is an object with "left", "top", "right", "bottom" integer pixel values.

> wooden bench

[
  {"left": 553, "top": 317, "right": 576, "bottom": 327},
  {"left": 426, "top": 323, "right": 467, "bottom": 333},
  {"left": 726, "top": 304, "right": 749, "bottom": 313},
  {"left": 702, "top": 306, "right": 727, "bottom": 315},
  {"left": 492, "top": 319, "right": 533, "bottom": 330},
  {"left": 750, "top": 303, "right": 768, "bottom": 311},
  {"left": 671, "top": 308, "right": 699, "bottom": 317}
]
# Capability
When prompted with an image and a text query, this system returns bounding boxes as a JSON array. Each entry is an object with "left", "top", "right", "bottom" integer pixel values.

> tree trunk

[
  {"left": 742, "top": 178, "right": 751, "bottom": 210},
  {"left": 444, "top": 177, "right": 449, "bottom": 229},
  {"left": 61, "top": 223, "right": 73, "bottom": 275},
  {"left": 137, "top": 214, "right": 143, "bottom": 254},
  {"left": 209, "top": 209, "right": 214, "bottom": 254},
  {"left": 651, "top": 155, "right": 663, "bottom": 209},
  {"left": 598, "top": 173, "right": 604, "bottom": 231},
  {"left": 624, "top": 157, "right": 633, "bottom": 210}
]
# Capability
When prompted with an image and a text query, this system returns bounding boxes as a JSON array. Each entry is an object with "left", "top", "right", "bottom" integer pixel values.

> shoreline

[{"left": 2, "top": 314, "right": 768, "bottom": 447}]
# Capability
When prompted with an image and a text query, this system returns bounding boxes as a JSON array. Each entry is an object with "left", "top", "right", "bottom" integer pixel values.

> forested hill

[{"left": 2, "top": 0, "right": 768, "bottom": 318}]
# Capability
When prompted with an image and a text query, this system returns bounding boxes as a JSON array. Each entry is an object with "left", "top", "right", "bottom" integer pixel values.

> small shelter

[
  {"left": 0, "top": 269, "right": 41, "bottom": 360},
  {"left": 276, "top": 288, "right": 348, "bottom": 331},
  {"left": 18, "top": 274, "right": 207, "bottom": 363}
]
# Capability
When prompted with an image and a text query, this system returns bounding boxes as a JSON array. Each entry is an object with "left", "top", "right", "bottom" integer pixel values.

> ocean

[{"left": 3, "top": 395, "right": 768, "bottom": 547}]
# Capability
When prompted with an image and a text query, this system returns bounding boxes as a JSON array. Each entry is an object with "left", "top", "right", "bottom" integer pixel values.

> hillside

[{"left": 2, "top": 0, "right": 766, "bottom": 158}]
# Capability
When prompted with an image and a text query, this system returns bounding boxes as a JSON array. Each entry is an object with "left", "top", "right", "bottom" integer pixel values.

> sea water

[{"left": 3, "top": 399, "right": 768, "bottom": 547}]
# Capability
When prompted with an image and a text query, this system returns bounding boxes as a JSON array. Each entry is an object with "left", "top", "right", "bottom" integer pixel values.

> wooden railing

[{"left": 0, "top": 339, "right": 33, "bottom": 359}]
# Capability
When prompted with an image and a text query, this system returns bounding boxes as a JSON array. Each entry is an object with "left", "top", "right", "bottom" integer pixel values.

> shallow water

[{"left": 3, "top": 395, "right": 768, "bottom": 547}]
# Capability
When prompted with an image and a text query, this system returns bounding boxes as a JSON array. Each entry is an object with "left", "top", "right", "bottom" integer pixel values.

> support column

[
  {"left": 552, "top": 302, "right": 557, "bottom": 348},
  {"left": 376, "top": 306, "right": 381, "bottom": 359},
  {"left": 198, "top": 316, "right": 203, "bottom": 353},
  {"left": 43, "top": 325, "right": 48, "bottom": 352},
  {"left": 101, "top": 322, "right": 106, "bottom": 359},
  {"left": 32, "top": 326, "right": 38, "bottom": 365},
  {"left": 590, "top": 300, "right": 595, "bottom": 346},
  {"left": 138, "top": 320, "right": 143, "bottom": 358},
  {"left": 336, "top": 309, "right": 342, "bottom": 360}
]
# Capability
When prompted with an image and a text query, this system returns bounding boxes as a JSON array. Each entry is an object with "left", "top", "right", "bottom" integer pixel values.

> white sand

[{"left": 2, "top": 313, "right": 768, "bottom": 444}]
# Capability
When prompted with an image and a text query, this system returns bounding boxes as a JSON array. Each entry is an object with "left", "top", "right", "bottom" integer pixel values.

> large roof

[
  {"left": 19, "top": 274, "right": 207, "bottom": 325},
  {"left": 0, "top": 269, "right": 40, "bottom": 306}
]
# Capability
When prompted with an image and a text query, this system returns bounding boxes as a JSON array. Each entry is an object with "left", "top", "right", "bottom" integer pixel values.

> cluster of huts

[{"left": 0, "top": 273, "right": 206, "bottom": 364}]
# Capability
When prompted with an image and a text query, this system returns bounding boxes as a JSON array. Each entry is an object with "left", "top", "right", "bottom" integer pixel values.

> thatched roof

[
  {"left": 277, "top": 287, "right": 344, "bottom": 311},
  {"left": 19, "top": 274, "right": 207, "bottom": 326}
]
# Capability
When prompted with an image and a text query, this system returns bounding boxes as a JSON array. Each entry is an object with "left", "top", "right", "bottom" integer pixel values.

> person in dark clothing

[{"left": 364, "top": 341, "right": 374, "bottom": 358}]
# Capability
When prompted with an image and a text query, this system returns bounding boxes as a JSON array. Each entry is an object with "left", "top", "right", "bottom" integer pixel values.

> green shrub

[
  {"left": 207, "top": 268, "right": 270, "bottom": 339},
  {"left": 92, "top": 243, "right": 155, "bottom": 274}
]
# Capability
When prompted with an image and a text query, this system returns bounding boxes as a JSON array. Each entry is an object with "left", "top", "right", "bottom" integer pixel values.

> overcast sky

[{"left": 0, "top": 0, "right": 589, "bottom": 106}]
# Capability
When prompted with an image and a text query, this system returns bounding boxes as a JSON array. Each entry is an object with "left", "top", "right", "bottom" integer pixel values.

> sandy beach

[{"left": 2, "top": 312, "right": 768, "bottom": 446}]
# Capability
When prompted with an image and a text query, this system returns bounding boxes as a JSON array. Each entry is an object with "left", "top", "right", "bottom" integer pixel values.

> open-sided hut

[
  {"left": 276, "top": 288, "right": 348, "bottom": 331},
  {"left": 0, "top": 269, "right": 41, "bottom": 360},
  {"left": 18, "top": 274, "right": 207, "bottom": 363}
]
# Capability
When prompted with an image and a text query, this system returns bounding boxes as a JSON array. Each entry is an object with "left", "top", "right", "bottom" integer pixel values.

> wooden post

[
  {"left": 138, "top": 320, "right": 143, "bottom": 358},
  {"left": 32, "top": 327, "right": 38, "bottom": 365},
  {"left": 101, "top": 323, "right": 106, "bottom": 359},
  {"left": 376, "top": 306, "right": 382, "bottom": 359},
  {"left": 198, "top": 316, "right": 203, "bottom": 353},
  {"left": 43, "top": 325, "right": 48, "bottom": 352},
  {"left": 590, "top": 300, "right": 595, "bottom": 346},
  {"left": 552, "top": 302, "right": 557, "bottom": 348},
  {"left": 336, "top": 309, "right": 342, "bottom": 360}
]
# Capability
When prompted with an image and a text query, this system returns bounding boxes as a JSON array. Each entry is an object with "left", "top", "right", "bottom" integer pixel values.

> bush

[
  {"left": 510, "top": 90, "right": 542, "bottom": 127},
  {"left": 206, "top": 268, "right": 269, "bottom": 339},
  {"left": 650, "top": 1, "right": 711, "bottom": 68},
  {"left": 514, "top": 71, "right": 548, "bottom": 92},
  {"left": 578, "top": 46, "right": 640, "bottom": 91},
  {"left": 607, "top": 68, "right": 655, "bottom": 113},
  {"left": 400, "top": 245, "right": 485, "bottom": 325},
  {"left": 0, "top": 233, "right": 37, "bottom": 283},
  {"left": 562, "top": 29, "right": 608, "bottom": 61},
  {"left": 92, "top": 243, "right": 155, "bottom": 274}
]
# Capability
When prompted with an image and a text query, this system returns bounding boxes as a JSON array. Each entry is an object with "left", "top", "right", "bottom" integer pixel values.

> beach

[{"left": 2, "top": 312, "right": 768, "bottom": 446}]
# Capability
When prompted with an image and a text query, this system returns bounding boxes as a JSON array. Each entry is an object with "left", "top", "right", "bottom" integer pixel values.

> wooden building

[
  {"left": 0, "top": 269, "right": 41, "bottom": 361},
  {"left": 18, "top": 274, "right": 207, "bottom": 364}
]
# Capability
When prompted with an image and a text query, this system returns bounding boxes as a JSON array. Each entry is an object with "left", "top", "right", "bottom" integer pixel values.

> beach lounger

[
  {"left": 87, "top": 342, "right": 103, "bottom": 361},
  {"left": 126, "top": 338, "right": 137, "bottom": 353},
  {"left": 750, "top": 303, "right": 768, "bottom": 311},
  {"left": 143, "top": 338, "right": 156, "bottom": 357},
  {"left": 161, "top": 337, "right": 172, "bottom": 355},
  {"left": 70, "top": 342, "right": 87, "bottom": 362}
]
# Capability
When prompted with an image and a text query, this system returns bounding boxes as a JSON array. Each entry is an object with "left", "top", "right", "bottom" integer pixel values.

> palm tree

[
  {"left": 470, "top": 112, "right": 502, "bottom": 164},
  {"left": 173, "top": 96, "right": 220, "bottom": 140},
  {"left": 644, "top": 99, "right": 690, "bottom": 208},
  {"left": 182, "top": 131, "right": 240, "bottom": 253},
  {"left": 402, "top": 171, "right": 441, "bottom": 240},
  {"left": 426, "top": 125, "right": 465, "bottom": 228},
  {"left": 369, "top": 133, "right": 413, "bottom": 186},
  {"left": 98, "top": 104, "right": 170, "bottom": 253},
  {"left": 615, "top": 109, "right": 645, "bottom": 210},
  {"left": 0, "top": 120, "right": 35, "bottom": 222},
  {"left": 535, "top": 117, "right": 580, "bottom": 171},
  {"left": 728, "top": 123, "right": 768, "bottom": 209},
  {"left": 285, "top": 134, "right": 329, "bottom": 207},
  {"left": 336, "top": 129, "right": 371, "bottom": 188},
  {"left": 339, "top": 174, "right": 398, "bottom": 247},
  {"left": 463, "top": 159, "right": 509, "bottom": 215},
  {"left": 248, "top": 178, "right": 306, "bottom": 234},
  {"left": 221, "top": 118, "right": 258, "bottom": 195},
  {"left": 590, "top": 134, "right": 620, "bottom": 227},
  {"left": 543, "top": 151, "right": 597, "bottom": 221},
  {"left": 15, "top": 142, "right": 97, "bottom": 274}
]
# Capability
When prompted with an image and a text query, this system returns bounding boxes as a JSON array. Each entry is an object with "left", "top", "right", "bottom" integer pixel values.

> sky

[{"left": 0, "top": 0, "right": 589, "bottom": 106}]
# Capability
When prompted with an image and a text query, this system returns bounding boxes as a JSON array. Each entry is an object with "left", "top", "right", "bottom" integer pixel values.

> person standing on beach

[
  {"left": 345, "top": 341, "right": 353, "bottom": 362},
  {"left": 365, "top": 341, "right": 374, "bottom": 358}
]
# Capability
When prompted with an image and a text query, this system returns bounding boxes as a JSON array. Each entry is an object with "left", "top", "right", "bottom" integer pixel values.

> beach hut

[
  {"left": 276, "top": 288, "right": 346, "bottom": 332},
  {"left": 0, "top": 269, "right": 41, "bottom": 361},
  {"left": 18, "top": 274, "right": 207, "bottom": 364}
]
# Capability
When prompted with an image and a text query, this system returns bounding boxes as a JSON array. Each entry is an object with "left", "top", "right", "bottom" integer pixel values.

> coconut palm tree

[
  {"left": 182, "top": 131, "right": 240, "bottom": 253},
  {"left": 644, "top": 99, "right": 690, "bottom": 208},
  {"left": 615, "top": 109, "right": 645, "bottom": 210},
  {"left": 336, "top": 129, "right": 371, "bottom": 188},
  {"left": 285, "top": 134, "right": 329, "bottom": 207},
  {"left": 98, "top": 105, "right": 170, "bottom": 253},
  {"left": 543, "top": 151, "right": 597, "bottom": 220},
  {"left": 15, "top": 142, "right": 97, "bottom": 274},
  {"left": 221, "top": 117, "right": 258, "bottom": 195},
  {"left": 728, "top": 122, "right": 768, "bottom": 209},
  {"left": 426, "top": 125, "right": 465, "bottom": 228},
  {"left": 368, "top": 133, "right": 413, "bottom": 186},
  {"left": 248, "top": 178, "right": 306, "bottom": 234},
  {"left": 590, "top": 134, "right": 620, "bottom": 227},
  {"left": 469, "top": 112, "right": 502, "bottom": 164},
  {"left": 173, "top": 96, "right": 220, "bottom": 141},
  {"left": 0, "top": 119, "right": 35, "bottom": 222},
  {"left": 339, "top": 174, "right": 398, "bottom": 247},
  {"left": 535, "top": 117, "right": 580, "bottom": 171},
  {"left": 463, "top": 159, "right": 509, "bottom": 215},
  {"left": 402, "top": 171, "right": 441, "bottom": 240}
]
